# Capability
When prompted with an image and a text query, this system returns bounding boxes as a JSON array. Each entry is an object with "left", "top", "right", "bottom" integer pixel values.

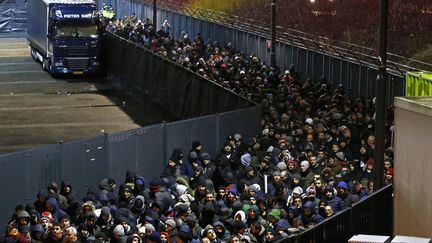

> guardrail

[{"left": 276, "top": 184, "right": 394, "bottom": 243}]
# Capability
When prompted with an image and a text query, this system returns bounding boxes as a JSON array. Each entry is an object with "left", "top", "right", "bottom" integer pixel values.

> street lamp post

[
  {"left": 374, "top": 0, "right": 388, "bottom": 190},
  {"left": 271, "top": 0, "right": 277, "bottom": 68}
]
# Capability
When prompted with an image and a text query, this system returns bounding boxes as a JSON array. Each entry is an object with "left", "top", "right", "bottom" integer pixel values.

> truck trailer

[{"left": 27, "top": 0, "right": 101, "bottom": 75}]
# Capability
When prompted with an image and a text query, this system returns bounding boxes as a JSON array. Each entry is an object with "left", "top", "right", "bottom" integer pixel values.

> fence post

[
  {"left": 104, "top": 133, "right": 111, "bottom": 178},
  {"left": 162, "top": 122, "right": 167, "bottom": 167},
  {"left": 215, "top": 113, "right": 220, "bottom": 151},
  {"left": 58, "top": 141, "right": 63, "bottom": 182}
]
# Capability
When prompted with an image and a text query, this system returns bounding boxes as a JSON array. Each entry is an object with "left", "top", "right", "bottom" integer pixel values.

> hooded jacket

[{"left": 46, "top": 197, "right": 69, "bottom": 222}]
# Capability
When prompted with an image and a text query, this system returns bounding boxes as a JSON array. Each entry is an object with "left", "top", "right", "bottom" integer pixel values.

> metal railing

[
  {"left": 141, "top": 0, "right": 432, "bottom": 76},
  {"left": 276, "top": 184, "right": 394, "bottom": 243}
]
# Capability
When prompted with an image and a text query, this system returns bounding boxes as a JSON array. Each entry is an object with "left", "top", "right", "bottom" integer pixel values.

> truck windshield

[{"left": 54, "top": 23, "right": 99, "bottom": 38}]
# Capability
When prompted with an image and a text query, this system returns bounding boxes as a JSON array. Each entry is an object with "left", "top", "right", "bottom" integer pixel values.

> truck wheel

[
  {"left": 42, "top": 58, "right": 50, "bottom": 71},
  {"left": 30, "top": 47, "right": 35, "bottom": 59}
]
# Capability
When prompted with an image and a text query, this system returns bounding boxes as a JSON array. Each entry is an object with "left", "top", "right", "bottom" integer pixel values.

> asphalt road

[{"left": 0, "top": 38, "right": 172, "bottom": 154}]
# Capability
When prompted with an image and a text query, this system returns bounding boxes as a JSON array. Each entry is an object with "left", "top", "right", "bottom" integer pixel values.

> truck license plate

[{"left": 73, "top": 71, "right": 84, "bottom": 75}]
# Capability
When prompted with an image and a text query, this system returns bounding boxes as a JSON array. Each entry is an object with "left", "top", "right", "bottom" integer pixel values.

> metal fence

[
  {"left": 0, "top": 0, "right": 26, "bottom": 37},
  {"left": 276, "top": 184, "right": 394, "bottom": 243},
  {"left": 0, "top": 104, "right": 261, "bottom": 224},
  {"left": 101, "top": 0, "right": 411, "bottom": 104}
]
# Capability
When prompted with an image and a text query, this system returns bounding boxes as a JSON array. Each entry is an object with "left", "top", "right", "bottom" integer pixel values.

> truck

[{"left": 27, "top": 0, "right": 101, "bottom": 75}]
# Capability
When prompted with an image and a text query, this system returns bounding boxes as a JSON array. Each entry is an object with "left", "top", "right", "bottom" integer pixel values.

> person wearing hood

[
  {"left": 76, "top": 223, "right": 95, "bottom": 243},
  {"left": 44, "top": 198, "right": 69, "bottom": 223},
  {"left": 34, "top": 190, "right": 49, "bottom": 215},
  {"left": 133, "top": 177, "right": 146, "bottom": 197},
  {"left": 47, "top": 183, "right": 68, "bottom": 211},
  {"left": 75, "top": 202, "right": 96, "bottom": 225},
  {"left": 213, "top": 221, "right": 230, "bottom": 242},
  {"left": 259, "top": 155, "right": 275, "bottom": 178},
  {"left": 59, "top": 181, "right": 78, "bottom": 207},
  {"left": 111, "top": 224, "right": 127, "bottom": 243},
  {"left": 246, "top": 205, "right": 265, "bottom": 227},
  {"left": 249, "top": 221, "right": 265, "bottom": 243},
  {"left": 336, "top": 181, "right": 359, "bottom": 207},
  {"left": 117, "top": 186, "right": 135, "bottom": 209},
  {"left": 162, "top": 218, "right": 177, "bottom": 243},
  {"left": 30, "top": 224, "right": 45, "bottom": 243},
  {"left": 95, "top": 206, "right": 113, "bottom": 236},
  {"left": 97, "top": 178, "right": 117, "bottom": 206},
  {"left": 83, "top": 212, "right": 101, "bottom": 238},
  {"left": 323, "top": 186, "right": 345, "bottom": 212},
  {"left": 163, "top": 153, "right": 181, "bottom": 179},
  {"left": 202, "top": 225, "right": 219, "bottom": 243},
  {"left": 201, "top": 153, "right": 216, "bottom": 181},
  {"left": 17, "top": 211, "right": 31, "bottom": 229},
  {"left": 301, "top": 201, "right": 324, "bottom": 228},
  {"left": 131, "top": 195, "right": 146, "bottom": 222}
]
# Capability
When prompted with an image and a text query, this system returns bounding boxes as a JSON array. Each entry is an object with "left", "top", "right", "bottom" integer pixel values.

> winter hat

[
  {"left": 324, "top": 185, "right": 335, "bottom": 193},
  {"left": 232, "top": 200, "right": 243, "bottom": 213},
  {"left": 189, "top": 151, "right": 198, "bottom": 160},
  {"left": 234, "top": 221, "right": 248, "bottom": 231},
  {"left": 268, "top": 209, "right": 281, "bottom": 220},
  {"left": 18, "top": 211, "right": 30, "bottom": 219},
  {"left": 149, "top": 178, "right": 162, "bottom": 192},
  {"left": 292, "top": 186, "right": 303, "bottom": 195},
  {"left": 226, "top": 185, "right": 238, "bottom": 195},
  {"left": 165, "top": 219, "right": 176, "bottom": 228},
  {"left": 249, "top": 205, "right": 259, "bottom": 214},
  {"left": 19, "top": 225, "right": 30, "bottom": 233},
  {"left": 240, "top": 153, "right": 252, "bottom": 166},
  {"left": 30, "top": 224, "right": 45, "bottom": 234},
  {"left": 41, "top": 211, "right": 54, "bottom": 222},
  {"left": 217, "top": 207, "right": 230, "bottom": 220},
  {"left": 135, "top": 177, "right": 145, "bottom": 186},
  {"left": 113, "top": 225, "right": 125, "bottom": 236},
  {"left": 148, "top": 231, "right": 161, "bottom": 242},
  {"left": 101, "top": 206, "right": 111, "bottom": 216},
  {"left": 273, "top": 171, "right": 281, "bottom": 177},
  {"left": 337, "top": 181, "right": 348, "bottom": 190},
  {"left": 303, "top": 201, "right": 316, "bottom": 210},
  {"left": 234, "top": 133, "right": 242, "bottom": 141},
  {"left": 276, "top": 220, "right": 290, "bottom": 230},
  {"left": 300, "top": 160, "right": 310, "bottom": 169},
  {"left": 144, "top": 223, "right": 155, "bottom": 232},
  {"left": 277, "top": 162, "right": 287, "bottom": 171},
  {"left": 192, "top": 141, "right": 202, "bottom": 149},
  {"left": 176, "top": 203, "right": 190, "bottom": 215},
  {"left": 305, "top": 118, "right": 314, "bottom": 125},
  {"left": 185, "top": 214, "right": 197, "bottom": 224},
  {"left": 262, "top": 128, "right": 270, "bottom": 136},
  {"left": 201, "top": 153, "right": 211, "bottom": 161}
]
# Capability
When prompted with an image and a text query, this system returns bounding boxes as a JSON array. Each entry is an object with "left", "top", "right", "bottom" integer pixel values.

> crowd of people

[{"left": 2, "top": 14, "right": 395, "bottom": 243}]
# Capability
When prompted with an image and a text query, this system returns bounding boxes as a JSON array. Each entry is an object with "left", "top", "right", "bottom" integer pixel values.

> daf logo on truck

[{"left": 28, "top": 0, "right": 101, "bottom": 76}]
